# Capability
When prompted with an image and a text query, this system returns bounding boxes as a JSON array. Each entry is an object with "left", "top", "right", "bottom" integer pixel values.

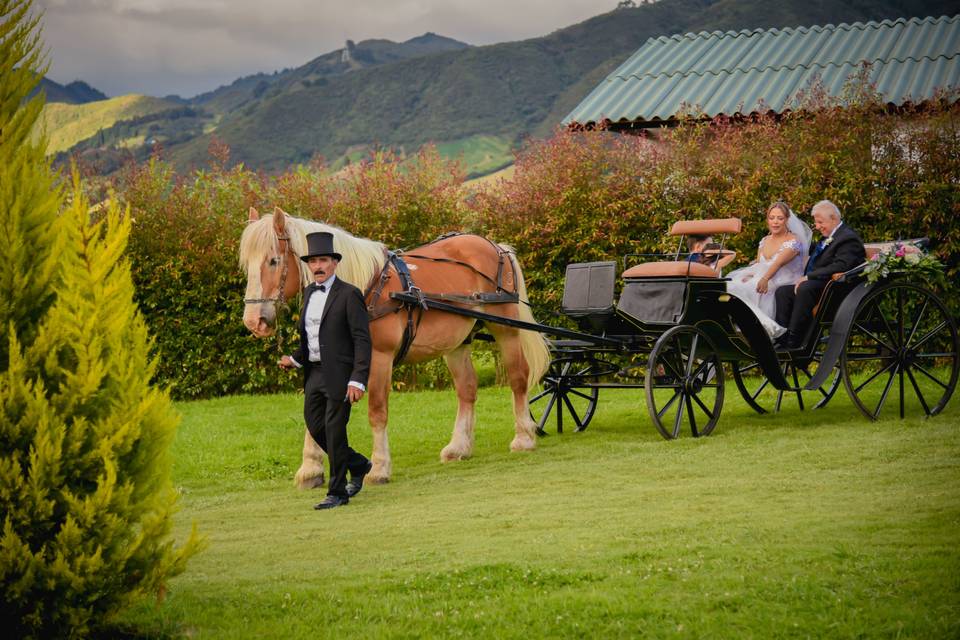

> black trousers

[
  {"left": 775, "top": 279, "right": 827, "bottom": 341},
  {"left": 303, "top": 365, "right": 369, "bottom": 498}
]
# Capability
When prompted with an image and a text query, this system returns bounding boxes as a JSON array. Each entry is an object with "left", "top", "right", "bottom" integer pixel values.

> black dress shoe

[
  {"left": 345, "top": 460, "right": 373, "bottom": 498},
  {"left": 774, "top": 332, "right": 800, "bottom": 351},
  {"left": 314, "top": 494, "right": 348, "bottom": 510}
]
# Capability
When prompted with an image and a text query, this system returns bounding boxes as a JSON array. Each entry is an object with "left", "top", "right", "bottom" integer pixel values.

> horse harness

[{"left": 364, "top": 233, "right": 521, "bottom": 365}]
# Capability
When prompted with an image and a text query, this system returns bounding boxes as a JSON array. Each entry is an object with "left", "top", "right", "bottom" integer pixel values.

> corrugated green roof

[{"left": 564, "top": 15, "right": 960, "bottom": 127}]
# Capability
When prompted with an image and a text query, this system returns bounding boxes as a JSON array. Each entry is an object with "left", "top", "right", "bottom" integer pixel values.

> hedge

[{"left": 110, "top": 85, "right": 959, "bottom": 399}]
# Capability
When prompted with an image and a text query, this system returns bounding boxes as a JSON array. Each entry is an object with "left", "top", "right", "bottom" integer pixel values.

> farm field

[{"left": 119, "top": 383, "right": 960, "bottom": 638}]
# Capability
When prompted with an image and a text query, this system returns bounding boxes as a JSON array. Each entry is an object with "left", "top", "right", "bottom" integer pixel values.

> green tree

[{"left": 0, "top": 1, "right": 202, "bottom": 636}]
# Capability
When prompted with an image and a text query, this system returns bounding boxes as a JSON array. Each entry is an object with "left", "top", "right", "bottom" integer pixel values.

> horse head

[{"left": 240, "top": 206, "right": 306, "bottom": 338}]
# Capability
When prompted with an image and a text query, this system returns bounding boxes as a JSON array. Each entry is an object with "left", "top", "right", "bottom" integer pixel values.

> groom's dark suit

[
  {"left": 775, "top": 223, "right": 866, "bottom": 346},
  {"left": 291, "top": 276, "right": 372, "bottom": 499}
]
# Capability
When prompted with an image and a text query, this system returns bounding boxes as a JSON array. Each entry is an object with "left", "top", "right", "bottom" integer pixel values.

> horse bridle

[
  {"left": 243, "top": 233, "right": 300, "bottom": 355},
  {"left": 243, "top": 233, "right": 298, "bottom": 307}
]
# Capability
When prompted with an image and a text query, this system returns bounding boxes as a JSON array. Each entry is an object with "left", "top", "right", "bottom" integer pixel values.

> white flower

[{"left": 823, "top": 237, "right": 834, "bottom": 247}]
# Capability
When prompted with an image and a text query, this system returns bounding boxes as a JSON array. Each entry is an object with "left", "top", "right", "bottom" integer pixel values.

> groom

[{"left": 775, "top": 200, "right": 865, "bottom": 349}]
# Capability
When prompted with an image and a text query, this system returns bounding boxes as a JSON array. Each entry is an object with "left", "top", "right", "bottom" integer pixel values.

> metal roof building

[{"left": 564, "top": 14, "right": 960, "bottom": 129}]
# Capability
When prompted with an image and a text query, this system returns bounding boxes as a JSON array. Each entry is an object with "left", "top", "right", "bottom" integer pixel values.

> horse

[{"left": 239, "top": 207, "right": 550, "bottom": 487}]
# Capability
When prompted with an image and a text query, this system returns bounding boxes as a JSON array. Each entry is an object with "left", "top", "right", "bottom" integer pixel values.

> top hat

[{"left": 300, "top": 231, "right": 342, "bottom": 262}]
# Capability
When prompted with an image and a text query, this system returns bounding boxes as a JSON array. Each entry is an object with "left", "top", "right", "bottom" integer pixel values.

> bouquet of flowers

[{"left": 862, "top": 242, "right": 945, "bottom": 284}]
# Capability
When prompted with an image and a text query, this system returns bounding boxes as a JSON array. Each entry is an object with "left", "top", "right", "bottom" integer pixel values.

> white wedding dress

[{"left": 727, "top": 236, "right": 806, "bottom": 338}]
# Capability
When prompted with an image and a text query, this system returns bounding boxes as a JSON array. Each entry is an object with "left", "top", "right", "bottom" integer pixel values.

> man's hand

[
  {"left": 346, "top": 385, "right": 364, "bottom": 404},
  {"left": 794, "top": 276, "right": 808, "bottom": 293},
  {"left": 278, "top": 355, "right": 295, "bottom": 370}
]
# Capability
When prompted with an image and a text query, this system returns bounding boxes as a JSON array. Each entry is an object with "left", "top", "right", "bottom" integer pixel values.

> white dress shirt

[{"left": 304, "top": 275, "right": 334, "bottom": 362}]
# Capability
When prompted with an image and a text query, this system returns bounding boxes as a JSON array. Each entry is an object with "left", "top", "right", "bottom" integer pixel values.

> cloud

[{"left": 36, "top": 0, "right": 609, "bottom": 97}]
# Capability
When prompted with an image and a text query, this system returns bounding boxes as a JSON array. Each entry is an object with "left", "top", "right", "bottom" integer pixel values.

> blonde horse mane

[{"left": 240, "top": 212, "right": 387, "bottom": 290}]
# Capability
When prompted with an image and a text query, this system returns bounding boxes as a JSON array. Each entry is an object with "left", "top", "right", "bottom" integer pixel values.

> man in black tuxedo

[
  {"left": 279, "top": 231, "right": 372, "bottom": 510},
  {"left": 775, "top": 200, "right": 866, "bottom": 349}
]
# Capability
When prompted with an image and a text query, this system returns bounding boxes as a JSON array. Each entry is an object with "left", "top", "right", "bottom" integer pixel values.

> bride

[{"left": 727, "top": 202, "right": 811, "bottom": 338}]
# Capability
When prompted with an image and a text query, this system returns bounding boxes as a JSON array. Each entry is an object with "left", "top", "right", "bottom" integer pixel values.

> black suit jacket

[
  {"left": 805, "top": 224, "right": 866, "bottom": 281},
  {"left": 292, "top": 277, "right": 372, "bottom": 396}
]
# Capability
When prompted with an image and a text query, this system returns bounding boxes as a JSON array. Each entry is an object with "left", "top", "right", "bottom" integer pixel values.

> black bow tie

[{"left": 310, "top": 283, "right": 327, "bottom": 293}]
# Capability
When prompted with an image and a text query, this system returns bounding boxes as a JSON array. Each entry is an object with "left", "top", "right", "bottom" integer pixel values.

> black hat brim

[{"left": 300, "top": 252, "right": 342, "bottom": 262}]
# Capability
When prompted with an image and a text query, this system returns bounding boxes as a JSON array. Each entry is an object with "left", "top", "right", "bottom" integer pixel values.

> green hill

[
  {"left": 55, "top": 0, "right": 958, "bottom": 176},
  {"left": 39, "top": 94, "right": 183, "bottom": 154}
]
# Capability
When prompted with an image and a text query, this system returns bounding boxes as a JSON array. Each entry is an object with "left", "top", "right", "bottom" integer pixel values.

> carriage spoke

[
  {"left": 855, "top": 359, "right": 897, "bottom": 394},
  {"left": 530, "top": 387, "right": 551, "bottom": 403},
  {"left": 562, "top": 394, "right": 584, "bottom": 429},
  {"left": 873, "top": 365, "right": 899, "bottom": 419},
  {"left": 537, "top": 392, "right": 557, "bottom": 431},
  {"left": 913, "top": 362, "right": 950, "bottom": 390},
  {"left": 660, "top": 351, "right": 685, "bottom": 380},
  {"left": 898, "top": 367, "right": 905, "bottom": 419},
  {"left": 569, "top": 388, "right": 594, "bottom": 401},
  {"left": 685, "top": 335, "right": 700, "bottom": 376},
  {"left": 910, "top": 321, "right": 948, "bottom": 351},
  {"left": 686, "top": 395, "right": 699, "bottom": 438},
  {"left": 876, "top": 304, "right": 901, "bottom": 350},
  {"left": 905, "top": 298, "right": 930, "bottom": 347},
  {"left": 853, "top": 321, "right": 896, "bottom": 353},
  {"left": 906, "top": 367, "right": 932, "bottom": 415},
  {"left": 657, "top": 389, "right": 682, "bottom": 419},
  {"left": 672, "top": 393, "right": 685, "bottom": 438},
  {"left": 739, "top": 361, "right": 761, "bottom": 375},
  {"left": 691, "top": 391, "right": 715, "bottom": 420},
  {"left": 750, "top": 377, "right": 771, "bottom": 400}
]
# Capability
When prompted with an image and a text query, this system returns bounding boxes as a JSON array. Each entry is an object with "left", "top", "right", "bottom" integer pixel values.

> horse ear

[
  {"left": 248, "top": 206, "right": 260, "bottom": 222},
  {"left": 273, "top": 206, "right": 287, "bottom": 234}
]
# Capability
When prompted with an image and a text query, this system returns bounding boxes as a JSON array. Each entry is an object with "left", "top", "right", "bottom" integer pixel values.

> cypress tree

[{"left": 0, "top": 1, "right": 202, "bottom": 636}]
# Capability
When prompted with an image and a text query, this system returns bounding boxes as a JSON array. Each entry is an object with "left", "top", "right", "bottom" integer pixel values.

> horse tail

[{"left": 504, "top": 247, "right": 550, "bottom": 391}]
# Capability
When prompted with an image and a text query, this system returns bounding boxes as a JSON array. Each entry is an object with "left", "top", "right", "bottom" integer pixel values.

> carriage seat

[
  {"left": 622, "top": 261, "right": 719, "bottom": 278},
  {"left": 622, "top": 217, "right": 742, "bottom": 279}
]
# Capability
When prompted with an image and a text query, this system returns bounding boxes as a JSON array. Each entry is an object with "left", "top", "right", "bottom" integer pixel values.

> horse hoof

[
  {"left": 440, "top": 444, "right": 473, "bottom": 462},
  {"left": 365, "top": 471, "right": 390, "bottom": 484},
  {"left": 295, "top": 474, "right": 326, "bottom": 490},
  {"left": 510, "top": 436, "right": 536, "bottom": 452}
]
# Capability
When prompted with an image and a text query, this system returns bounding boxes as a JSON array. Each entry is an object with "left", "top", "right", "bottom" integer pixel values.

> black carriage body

[{"left": 538, "top": 254, "right": 957, "bottom": 438}]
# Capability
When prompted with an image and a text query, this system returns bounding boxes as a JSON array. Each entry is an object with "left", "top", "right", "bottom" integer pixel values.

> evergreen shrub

[{"left": 1, "top": 3, "right": 201, "bottom": 635}]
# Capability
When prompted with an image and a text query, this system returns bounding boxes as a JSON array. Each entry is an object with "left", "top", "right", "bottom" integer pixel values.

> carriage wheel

[
  {"left": 530, "top": 355, "right": 607, "bottom": 435},
  {"left": 732, "top": 349, "right": 841, "bottom": 414},
  {"left": 645, "top": 326, "right": 724, "bottom": 439},
  {"left": 841, "top": 282, "right": 959, "bottom": 420}
]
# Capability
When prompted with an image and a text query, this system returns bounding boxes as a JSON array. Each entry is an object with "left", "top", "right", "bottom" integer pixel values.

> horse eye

[{"left": 269, "top": 257, "right": 279, "bottom": 267}]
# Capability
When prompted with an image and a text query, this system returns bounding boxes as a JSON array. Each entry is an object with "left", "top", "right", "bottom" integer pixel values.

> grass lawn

[{"left": 119, "top": 381, "right": 960, "bottom": 638}]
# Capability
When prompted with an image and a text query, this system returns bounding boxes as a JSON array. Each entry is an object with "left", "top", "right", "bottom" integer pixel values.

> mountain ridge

[{"left": 50, "top": 0, "right": 959, "bottom": 177}]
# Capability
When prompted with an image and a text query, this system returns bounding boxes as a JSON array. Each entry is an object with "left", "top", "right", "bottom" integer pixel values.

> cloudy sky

[{"left": 37, "top": 0, "right": 613, "bottom": 98}]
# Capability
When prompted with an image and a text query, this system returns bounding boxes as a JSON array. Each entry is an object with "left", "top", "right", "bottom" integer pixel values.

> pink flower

[{"left": 895, "top": 247, "right": 906, "bottom": 257}]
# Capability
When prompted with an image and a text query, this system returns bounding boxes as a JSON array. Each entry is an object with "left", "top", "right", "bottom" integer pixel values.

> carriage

[{"left": 395, "top": 217, "right": 959, "bottom": 440}]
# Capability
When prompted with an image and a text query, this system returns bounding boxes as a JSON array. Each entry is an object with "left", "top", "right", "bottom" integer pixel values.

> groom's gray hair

[{"left": 812, "top": 200, "right": 842, "bottom": 220}]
